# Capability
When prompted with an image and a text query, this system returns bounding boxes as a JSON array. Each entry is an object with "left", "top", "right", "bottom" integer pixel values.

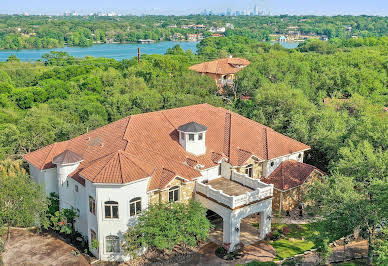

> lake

[
  {"left": 0, "top": 41, "right": 199, "bottom": 62},
  {"left": 0, "top": 41, "right": 299, "bottom": 62}
]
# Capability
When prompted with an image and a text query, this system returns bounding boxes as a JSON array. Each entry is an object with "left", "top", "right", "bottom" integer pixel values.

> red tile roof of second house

[
  {"left": 189, "top": 58, "right": 250, "bottom": 75},
  {"left": 24, "top": 104, "right": 310, "bottom": 190},
  {"left": 261, "top": 160, "right": 325, "bottom": 191}
]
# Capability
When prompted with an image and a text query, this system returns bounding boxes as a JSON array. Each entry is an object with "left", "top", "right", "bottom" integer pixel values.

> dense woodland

[
  {"left": 0, "top": 15, "right": 388, "bottom": 49},
  {"left": 0, "top": 31, "right": 387, "bottom": 263}
]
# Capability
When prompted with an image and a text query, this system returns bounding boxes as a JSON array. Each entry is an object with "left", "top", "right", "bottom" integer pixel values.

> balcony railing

[
  {"left": 217, "top": 79, "right": 234, "bottom": 86},
  {"left": 196, "top": 171, "right": 273, "bottom": 209}
]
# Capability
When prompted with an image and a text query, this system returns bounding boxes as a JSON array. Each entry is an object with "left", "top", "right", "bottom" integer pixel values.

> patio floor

[
  {"left": 208, "top": 177, "right": 253, "bottom": 196},
  {"left": 208, "top": 217, "right": 261, "bottom": 246}
]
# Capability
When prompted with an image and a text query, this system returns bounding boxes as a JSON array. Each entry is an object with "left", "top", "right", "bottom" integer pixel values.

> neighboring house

[
  {"left": 261, "top": 160, "right": 325, "bottom": 215},
  {"left": 187, "top": 33, "right": 204, "bottom": 42},
  {"left": 189, "top": 57, "right": 250, "bottom": 90},
  {"left": 24, "top": 104, "right": 314, "bottom": 261},
  {"left": 278, "top": 35, "right": 288, "bottom": 42}
]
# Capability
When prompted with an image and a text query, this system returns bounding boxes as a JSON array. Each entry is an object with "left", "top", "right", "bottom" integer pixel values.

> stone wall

[
  {"left": 272, "top": 171, "right": 323, "bottom": 213},
  {"left": 148, "top": 178, "right": 195, "bottom": 205},
  {"left": 236, "top": 157, "right": 264, "bottom": 179}
]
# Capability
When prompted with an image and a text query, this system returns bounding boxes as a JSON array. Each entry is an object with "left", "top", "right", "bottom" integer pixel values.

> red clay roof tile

[
  {"left": 189, "top": 58, "right": 250, "bottom": 75},
  {"left": 261, "top": 160, "right": 325, "bottom": 191},
  {"left": 24, "top": 104, "right": 311, "bottom": 191}
]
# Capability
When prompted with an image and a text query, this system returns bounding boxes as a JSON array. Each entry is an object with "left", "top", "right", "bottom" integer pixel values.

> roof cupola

[{"left": 177, "top": 122, "right": 207, "bottom": 156}]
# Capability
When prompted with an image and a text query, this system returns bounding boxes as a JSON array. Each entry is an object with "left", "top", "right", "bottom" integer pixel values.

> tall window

[
  {"left": 245, "top": 164, "right": 253, "bottom": 178},
  {"left": 105, "top": 235, "right": 120, "bottom": 253},
  {"left": 169, "top": 186, "right": 180, "bottom": 202},
  {"left": 104, "top": 201, "right": 119, "bottom": 219},
  {"left": 189, "top": 134, "right": 195, "bottom": 141},
  {"left": 75, "top": 185, "right": 79, "bottom": 192},
  {"left": 90, "top": 229, "right": 97, "bottom": 247},
  {"left": 89, "top": 196, "right": 96, "bottom": 215},
  {"left": 198, "top": 133, "right": 203, "bottom": 140},
  {"left": 129, "top": 197, "right": 142, "bottom": 217}
]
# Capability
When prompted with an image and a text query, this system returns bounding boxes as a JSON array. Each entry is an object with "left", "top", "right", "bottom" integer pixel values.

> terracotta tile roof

[
  {"left": 52, "top": 150, "right": 83, "bottom": 165},
  {"left": 24, "top": 104, "right": 310, "bottom": 191},
  {"left": 261, "top": 160, "right": 325, "bottom": 191},
  {"left": 79, "top": 150, "right": 155, "bottom": 184},
  {"left": 189, "top": 58, "right": 250, "bottom": 75}
]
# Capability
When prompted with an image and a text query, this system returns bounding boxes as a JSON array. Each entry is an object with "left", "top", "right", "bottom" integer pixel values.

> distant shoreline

[{"left": 0, "top": 40, "right": 200, "bottom": 52}]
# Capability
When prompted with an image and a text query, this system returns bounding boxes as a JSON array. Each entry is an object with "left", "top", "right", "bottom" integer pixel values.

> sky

[{"left": 1, "top": 0, "right": 387, "bottom": 16}]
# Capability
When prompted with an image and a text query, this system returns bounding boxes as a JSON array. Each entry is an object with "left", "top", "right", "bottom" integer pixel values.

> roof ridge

[
  {"left": 223, "top": 112, "right": 232, "bottom": 158},
  {"left": 118, "top": 152, "right": 124, "bottom": 184},
  {"left": 91, "top": 152, "right": 117, "bottom": 182},
  {"left": 120, "top": 150, "right": 154, "bottom": 176},
  {"left": 263, "top": 127, "right": 269, "bottom": 160},
  {"left": 41, "top": 143, "right": 57, "bottom": 169}
]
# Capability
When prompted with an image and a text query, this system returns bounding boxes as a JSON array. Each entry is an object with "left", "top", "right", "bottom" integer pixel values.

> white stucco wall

[
  {"left": 199, "top": 165, "right": 221, "bottom": 182},
  {"left": 29, "top": 164, "right": 58, "bottom": 196},
  {"left": 85, "top": 179, "right": 98, "bottom": 257},
  {"left": 264, "top": 151, "right": 305, "bottom": 177},
  {"left": 178, "top": 131, "right": 206, "bottom": 156},
  {"left": 95, "top": 178, "right": 150, "bottom": 261}
]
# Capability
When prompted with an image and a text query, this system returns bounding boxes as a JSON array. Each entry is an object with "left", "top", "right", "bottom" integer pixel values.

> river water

[
  {"left": 0, "top": 41, "right": 199, "bottom": 62},
  {"left": 0, "top": 41, "right": 299, "bottom": 62}
]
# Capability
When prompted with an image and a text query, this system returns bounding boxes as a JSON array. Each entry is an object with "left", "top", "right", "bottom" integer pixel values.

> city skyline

[{"left": 1, "top": 0, "right": 388, "bottom": 16}]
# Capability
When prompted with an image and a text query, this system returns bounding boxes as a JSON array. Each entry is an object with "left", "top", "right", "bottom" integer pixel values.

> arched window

[
  {"left": 169, "top": 186, "right": 180, "bottom": 202},
  {"left": 105, "top": 235, "right": 120, "bottom": 253},
  {"left": 245, "top": 164, "right": 253, "bottom": 178},
  {"left": 130, "top": 197, "right": 142, "bottom": 217},
  {"left": 104, "top": 201, "right": 119, "bottom": 219}
]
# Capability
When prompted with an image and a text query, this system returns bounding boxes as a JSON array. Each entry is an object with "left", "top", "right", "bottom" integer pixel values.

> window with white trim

[
  {"left": 104, "top": 201, "right": 119, "bottom": 219},
  {"left": 169, "top": 186, "right": 180, "bottom": 202},
  {"left": 129, "top": 197, "right": 142, "bottom": 217},
  {"left": 245, "top": 164, "right": 253, "bottom": 178},
  {"left": 105, "top": 235, "right": 120, "bottom": 253},
  {"left": 198, "top": 133, "right": 203, "bottom": 140},
  {"left": 181, "top": 132, "right": 185, "bottom": 140},
  {"left": 189, "top": 134, "right": 195, "bottom": 141}
]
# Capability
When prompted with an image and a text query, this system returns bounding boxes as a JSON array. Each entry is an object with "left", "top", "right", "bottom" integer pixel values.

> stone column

[
  {"left": 223, "top": 213, "right": 241, "bottom": 251},
  {"left": 259, "top": 203, "right": 272, "bottom": 239}
]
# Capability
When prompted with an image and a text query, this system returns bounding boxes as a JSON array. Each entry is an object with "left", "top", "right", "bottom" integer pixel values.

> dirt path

[{"left": 2, "top": 228, "right": 90, "bottom": 266}]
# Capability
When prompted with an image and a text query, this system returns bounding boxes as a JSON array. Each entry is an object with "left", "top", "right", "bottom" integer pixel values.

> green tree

[
  {"left": 0, "top": 169, "right": 49, "bottom": 239},
  {"left": 122, "top": 201, "right": 212, "bottom": 257},
  {"left": 307, "top": 175, "right": 388, "bottom": 265}
]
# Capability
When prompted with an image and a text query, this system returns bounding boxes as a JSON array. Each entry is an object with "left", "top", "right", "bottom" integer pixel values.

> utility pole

[{"left": 137, "top": 47, "right": 140, "bottom": 63}]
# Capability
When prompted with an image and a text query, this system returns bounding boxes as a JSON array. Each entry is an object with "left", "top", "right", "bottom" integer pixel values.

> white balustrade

[{"left": 195, "top": 172, "right": 273, "bottom": 209}]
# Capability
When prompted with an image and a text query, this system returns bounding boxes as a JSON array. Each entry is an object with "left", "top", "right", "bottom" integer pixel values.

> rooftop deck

[
  {"left": 208, "top": 178, "right": 253, "bottom": 196},
  {"left": 196, "top": 171, "right": 274, "bottom": 210}
]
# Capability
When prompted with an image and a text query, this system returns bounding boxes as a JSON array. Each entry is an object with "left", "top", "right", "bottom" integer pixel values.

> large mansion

[
  {"left": 24, "top": 104, "right": 319, "bottom": 261},
  {"left": 189, "top": 57, "right": 250, "bottom": 89}
]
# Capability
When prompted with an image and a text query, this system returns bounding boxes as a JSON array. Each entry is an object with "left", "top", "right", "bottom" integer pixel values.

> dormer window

[{"left": 189, "top": 134, "right": 195, "bottom": 141}]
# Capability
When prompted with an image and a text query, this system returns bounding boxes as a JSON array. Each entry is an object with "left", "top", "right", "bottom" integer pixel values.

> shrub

[
  {"left": 272, "top": 230, "right": 282, "bottom": 240},
  {"left": 283, "top": 226, "right": 291, "bottom": 235}
]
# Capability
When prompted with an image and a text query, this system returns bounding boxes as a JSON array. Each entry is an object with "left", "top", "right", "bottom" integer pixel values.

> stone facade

[
  {"left": 272, "top": 171, "right": 323, "bottom": 214},
  {"left": 237, "top": 157, "right": 264, "bottom": 179},
  {"left": 148, "top": 178, "right": 195, "bottom": 205}
]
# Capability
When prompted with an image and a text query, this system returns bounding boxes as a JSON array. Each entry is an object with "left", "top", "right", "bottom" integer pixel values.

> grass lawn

[
  {"left": 333, "top": 259, "right": 367, "bottom": 266},
  {"left": 252, "top": 223, "right": 316, "bottom": 260}
]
